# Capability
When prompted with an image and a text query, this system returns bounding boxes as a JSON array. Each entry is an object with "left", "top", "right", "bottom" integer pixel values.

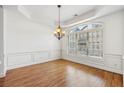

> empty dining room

[{"left": 0, "top": 5, "right": 124, "bottom": 87}]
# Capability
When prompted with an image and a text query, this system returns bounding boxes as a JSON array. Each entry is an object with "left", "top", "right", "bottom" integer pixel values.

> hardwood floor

[{"left": 0, "top": 59, "right": 123, "bottom": 87}]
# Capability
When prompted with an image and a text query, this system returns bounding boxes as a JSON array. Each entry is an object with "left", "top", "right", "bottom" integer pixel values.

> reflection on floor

[{"left": 0, "top": 59, "right": 123, "bottom": 87}]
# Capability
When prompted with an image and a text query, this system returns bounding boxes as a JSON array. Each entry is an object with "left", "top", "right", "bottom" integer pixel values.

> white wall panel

[
  {"left": 7, "top": 53, "right": 32, "bottom": 67},
  {"left": 7, "top": 50, "right": 60, "bottom": 70},
  {"left": 33, "top": 51, "right": 49, "bottom": 62},
  {"left": 104, "top": 54, "right": 122, "bottom": 70}
]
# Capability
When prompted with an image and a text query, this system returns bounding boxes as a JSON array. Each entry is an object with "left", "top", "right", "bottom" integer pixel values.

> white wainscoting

[
  {"left": 5, "top": 49, "right": 123, "bottom": 74},
  {"left": 7, "top": 50, "right": 61, "bottom": 70},
  {"left": 62, "top": 50, "right": 122, "bottom": 74},
  {"left": 104, "top": 54, "right": 122, "bottom": 71}
]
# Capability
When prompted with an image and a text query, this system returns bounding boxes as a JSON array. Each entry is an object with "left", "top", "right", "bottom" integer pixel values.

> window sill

[
  {"left": 68, "top": 53, "right": 103, "bottom": 61},
  {"left": 76, "top": 54, "right": 103, "bottom": 61},
  {"left": 87, "top": 56, "right": 103, "bottom": 59}
]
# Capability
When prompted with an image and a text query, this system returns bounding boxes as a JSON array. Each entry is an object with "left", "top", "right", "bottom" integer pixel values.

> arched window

[{"left": 67, "top": 22, "right": 103, "bottom": 58}]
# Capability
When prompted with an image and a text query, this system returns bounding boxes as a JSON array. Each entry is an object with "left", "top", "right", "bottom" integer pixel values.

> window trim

[{"left": 67, "top": 22, "right": 104, "bottom": 59}]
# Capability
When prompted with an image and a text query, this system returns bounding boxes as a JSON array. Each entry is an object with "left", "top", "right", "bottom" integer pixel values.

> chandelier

[{"left": 54, "top": 5, "right": 65, "bottom": 40}]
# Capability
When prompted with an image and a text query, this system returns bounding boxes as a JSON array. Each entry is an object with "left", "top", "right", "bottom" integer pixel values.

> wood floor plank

[{"left": 0, "top": 59, "right": 123, "bottom": 87}]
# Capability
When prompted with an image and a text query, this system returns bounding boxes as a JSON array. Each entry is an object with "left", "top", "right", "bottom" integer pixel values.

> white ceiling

[{"left": 4, "top": 5, "right": 124, "bottom": 29}]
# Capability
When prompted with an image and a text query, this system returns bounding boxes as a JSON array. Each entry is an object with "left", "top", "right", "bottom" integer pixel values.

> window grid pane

[
  {"left": 68, "top": 23, "right": 103, "bottom": 58},
  {"left": 87, "top": 30, "right": 103, "bottom": 57}
]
